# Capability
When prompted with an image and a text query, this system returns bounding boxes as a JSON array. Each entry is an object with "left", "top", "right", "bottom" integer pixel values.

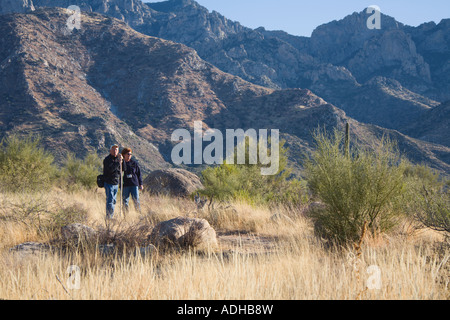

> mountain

[
  {"left": 1, "top": 7, "right": 449, "bottom": 175},
  {"left": 0, "top": 7, "right": 169, "bottom": 172},
  {"left": 403, "top": 101, "right": 450, "bottom": 149},
  {"left": 405, "top": 19, "right": 450, "bottom": 102},
  {"left": 0, "top": 0, "right": 35, "bottom": 14},
  {"left": 142, "top": 1, "right": 446, "bottom": 131},
  {"left": 308, "top": 12, "right": 432, "bottom": 89},
  {"left": 2, "top": 0, "right": 448, "bottom": 134}
]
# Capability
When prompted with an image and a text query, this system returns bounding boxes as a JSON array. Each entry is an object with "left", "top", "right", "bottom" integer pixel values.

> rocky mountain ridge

[
  {"left": 1, "top": 3, "right": 449, "bottom": 174},
  {"left": 4, "top": 0, "right": 448, "bottom": 135},
  {"left": 1, "top": 8, "right": 449, "bottom": 174},
  {"left": 0, "top": 8, "right": 169, "bottom": 172}
]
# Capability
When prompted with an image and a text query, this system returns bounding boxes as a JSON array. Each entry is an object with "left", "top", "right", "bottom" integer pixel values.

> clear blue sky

[{"left": 146, "top": 0, "right": 450, "bottom": 36}]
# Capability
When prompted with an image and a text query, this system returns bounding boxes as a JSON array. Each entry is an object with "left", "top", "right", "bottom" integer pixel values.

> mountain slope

[
  {"left": 1, "top": 0, "right": 447, "bottom": 134},
  {"left": 403, "top": 101, "right": 450, "bottom": 149},
  {"left": 0, "top": 7, "right": 449, "bottom": 174},
  {"left": 406, "top": 19, "right": 450, "bottom": 102},
  {"left": 0, "top": 0, "right": 35, "bottom": 14},
  {"left": 0, "top": 8, "right": 169, "bottom": 172}
]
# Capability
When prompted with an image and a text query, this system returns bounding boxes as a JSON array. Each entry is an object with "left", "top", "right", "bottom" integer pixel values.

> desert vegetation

[{"left": 0, "top": 132, "right": 448, "bottom": 300}]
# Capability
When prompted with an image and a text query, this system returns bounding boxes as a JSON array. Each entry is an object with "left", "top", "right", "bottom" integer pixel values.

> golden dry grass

[{"left": 0, "top": 188, "right": 448, "bottom": 300}]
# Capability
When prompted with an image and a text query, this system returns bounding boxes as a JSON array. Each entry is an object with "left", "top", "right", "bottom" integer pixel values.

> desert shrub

[
  {"left": 414, "top": 187, "right": 450, "bottom": 234},
  {"left": 46, "top": 202, "right": 89, "bottom": 235},
  {"left": 0, "top": 134, "right": 56, "bottom": 192},
  {"left": 60, "top": 152, "right": 102, "bottom": 191},
  {"left": 0, "top": 192, "right": 88, "bottom": 237},
  {"left": 304, "top": 128, "right": 407, "bottom": 244},
  {"left": 0, "top": 192, "right": 51, "bottom": 228},
  {"left": 199, "top": 138, "right": 307, "bottom": 205},
  {"left": 404, "top": 165, "right": 449, "bottom": 234}
]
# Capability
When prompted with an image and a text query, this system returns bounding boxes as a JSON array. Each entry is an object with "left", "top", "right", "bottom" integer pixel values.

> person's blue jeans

[
  {"left": 123, "top": 186, "right": 140, "bottom": 212},
  {"left": 104, "top": 182, "right": 119, "bottom": 219}
]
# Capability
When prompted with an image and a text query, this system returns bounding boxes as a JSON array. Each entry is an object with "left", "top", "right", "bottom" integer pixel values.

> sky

[{"left": 146, "top": 0, "right": 450, "bottom": 36}]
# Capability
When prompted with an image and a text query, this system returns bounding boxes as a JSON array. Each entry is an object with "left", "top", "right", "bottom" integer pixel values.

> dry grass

[{"left": 0, "top": 188, "right": 448, "bottom": 300}]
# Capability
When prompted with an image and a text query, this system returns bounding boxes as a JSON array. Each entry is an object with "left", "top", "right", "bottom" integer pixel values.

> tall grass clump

[
  {"left": 304, "top": 127, "right": 407, "bottom": 244},
  {"left": 0, "top": 134, "right": 56, "bottom": 192}
]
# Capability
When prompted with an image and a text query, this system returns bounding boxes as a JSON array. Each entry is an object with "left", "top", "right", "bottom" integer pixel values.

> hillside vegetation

[{"left": 0, "top": 133, "right": 448, "bottom": 300}]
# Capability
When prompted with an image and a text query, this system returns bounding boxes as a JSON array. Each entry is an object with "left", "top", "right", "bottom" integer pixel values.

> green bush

[
  {"left": 60, "top": 152, "right": 102, "bottom": 191},
  {"left": 304, "top": 128, "right": 407, "bottom": 244},
  {"left": 413, "top": 187, "right": 450, "bottom": 234},
  {"left": 0, "top": 134, "right": 56, "bottom": 192},
  {"left": 199, "top": 138, "right": 307, "bottom": 206},
  {"left": 404, "top": 165, "right": 449, "bottom": 234}
]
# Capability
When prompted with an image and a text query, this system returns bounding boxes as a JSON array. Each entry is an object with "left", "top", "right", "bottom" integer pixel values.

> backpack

[{"left": 97, "top": 174, "right": 105, "bottom": 188}]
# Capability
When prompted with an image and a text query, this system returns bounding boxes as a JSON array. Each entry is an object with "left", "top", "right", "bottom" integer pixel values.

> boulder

[
  {"left": 149, "top": 216, "right": 217, "bottom": 249},
  {"left": 143, "top": 168, "right": 203, "bottom": 198},
  {"left": 61, "top": 223, "right": 97, "bottom": 242}
]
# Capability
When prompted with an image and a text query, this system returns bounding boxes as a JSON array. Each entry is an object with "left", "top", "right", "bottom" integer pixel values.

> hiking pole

[{"left": 120, "top": 156, "right": 124, "bottom": 219}]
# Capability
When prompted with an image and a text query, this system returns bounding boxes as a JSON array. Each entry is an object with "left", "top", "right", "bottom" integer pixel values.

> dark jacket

[
  {"left": 122, "top": 158, "right": 143, "bottom": 187},
  {"left": 103, "top": 154, "right": 122, "bottom": 185}
]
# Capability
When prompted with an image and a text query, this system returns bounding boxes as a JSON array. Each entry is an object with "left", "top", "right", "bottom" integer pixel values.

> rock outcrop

[
  {"left": 61, "top": 223, "right": 97, "bottom": 242},
  {"left": 32, "top": 0, "right": 155, "bottom": 27},
  {"left": 144, "top": 168, "right": 203, "bottom": 197},
  {"left": 149, "top": 216, "right": 218, "bottom": 249}
]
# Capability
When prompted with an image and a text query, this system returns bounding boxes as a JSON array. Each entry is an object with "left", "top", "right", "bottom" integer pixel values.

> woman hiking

[{"left": 121, "top": 147, "right": 144, "bottom": 213}]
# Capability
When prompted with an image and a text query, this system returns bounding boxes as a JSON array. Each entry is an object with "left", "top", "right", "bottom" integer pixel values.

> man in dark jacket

[
  {"left": 121, "top": 147, "right": 143, "bottom": 212},
  {"left": 103, "top": 144, "right": 123, "bottom": 219}
]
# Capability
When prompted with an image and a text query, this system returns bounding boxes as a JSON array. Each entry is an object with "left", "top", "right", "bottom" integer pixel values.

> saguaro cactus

[{"left": 345, "top": 122, "right": 350, "bottom": 158}]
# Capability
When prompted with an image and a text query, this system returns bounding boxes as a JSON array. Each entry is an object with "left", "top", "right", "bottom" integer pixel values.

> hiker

[
  {"left": 121, "top": 147, "right": 144, "bottom": 212},
  {"left": 103, "top": 144, "right": 123, "bottom": 219}
]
